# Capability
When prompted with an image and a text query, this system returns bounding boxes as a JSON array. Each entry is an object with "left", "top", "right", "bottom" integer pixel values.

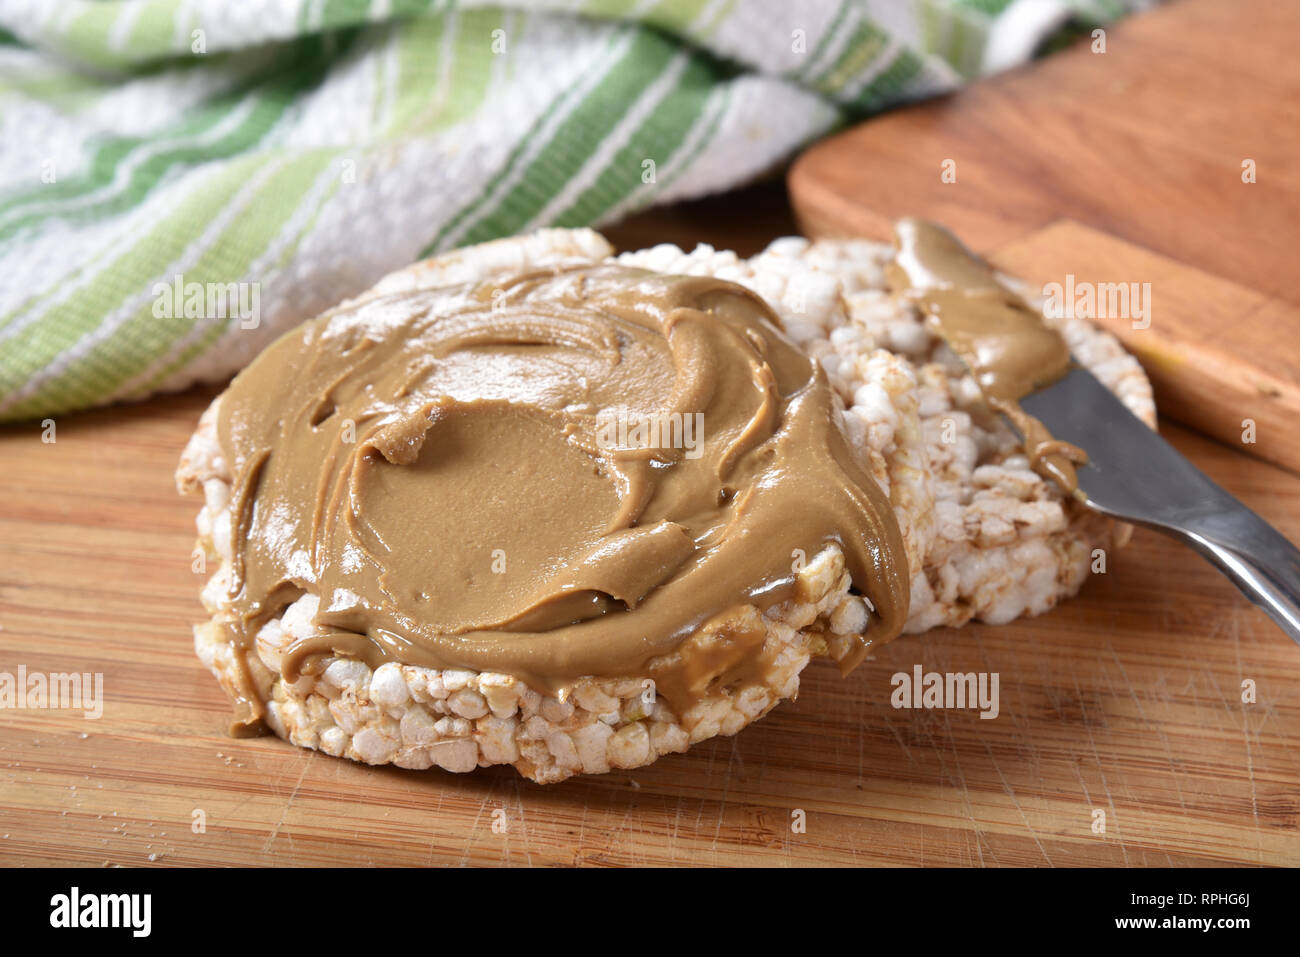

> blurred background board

[
  {"left": 1, "top": 175, "right": 1298, "bottom": 866},
  {"left": 789, "top": 0, "right": 1300, "bottom": 473}
]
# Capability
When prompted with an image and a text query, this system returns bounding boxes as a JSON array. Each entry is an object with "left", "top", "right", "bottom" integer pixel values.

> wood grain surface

[
  {"left": 5, "top": 0, "right": 1300, "bottom": 862},
  {"left": 986, "top": 220, "right": 1300, "bottom": 474},
  {"left": 2, "top": 331, "right": 1299, "bottom": 867},
  {"left": 788, "top": 0, "right": 1300, "bottom": 470}
]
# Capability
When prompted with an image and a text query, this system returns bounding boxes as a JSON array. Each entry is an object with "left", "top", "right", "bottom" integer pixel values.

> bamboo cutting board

[
  {"left": 4, "top": 0, "right": 1300, "bottom": 864},
  {"left": 1, "top": 386, "right": 1298, "bottom": 866},
  {"left": 789, "top": 0, "right": 1300, "bottom": 474}
]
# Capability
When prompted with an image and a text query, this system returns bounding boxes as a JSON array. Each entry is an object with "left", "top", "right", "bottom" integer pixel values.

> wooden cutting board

[
  {"left": 3, "top": 0, "right": 1300, "bottom": 865},
  {"left": 789, "top": 0, "right": 1300, "bottom": 474},
  {"left": 1, "top": 387, "right": 1298, "bottom": 866}
]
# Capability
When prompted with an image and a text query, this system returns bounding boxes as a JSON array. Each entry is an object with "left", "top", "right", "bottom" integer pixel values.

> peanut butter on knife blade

[{"left": 886, "top": 217, "right": 1087, "bottom": 495}]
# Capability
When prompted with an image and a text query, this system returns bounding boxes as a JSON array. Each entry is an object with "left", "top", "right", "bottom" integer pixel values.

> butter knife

[{"left": 1019, "top": 365, "right": 1300, "bottom": 644}]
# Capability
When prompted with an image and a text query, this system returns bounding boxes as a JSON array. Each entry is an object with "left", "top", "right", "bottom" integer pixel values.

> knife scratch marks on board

[
  {"left": 925, "top": 704, "right": 956, "bottom": 794},
  {"left": 970, "top": 638, "right": 1011, "bottom": 867},
  {"left": 983, "top": 736, "right": 1055, "bottom": 866},
  {"left": 263, "top": 750, "right": 314, "bottom": 855},
  {"left": 617, "top": 794, "right": 639, "bottom": 865},
  {"left": 940, "top": 703, "right": 985, "bottom": 867},
  {"left": 923, "top": 645, "right": 958, "bottom": 795},
  {"left": 573, "top": 799, "right": 588, "bottom": 862},
  {"left": 1227, "top": 606, "right": 1265, "bottom": 863},
  {"left": 710, "top": 739, "right": 741, "bottom": 854},
  {"left": 1145, "top": 668, "right": 1191, "bottom": 816},
  {"left": 1106, "top": 641, "right": 1188, "bottom": 818},
  {"left": 1200, "top": 630, "right": 1267, "bottom": 860},
  {"left": 1240, "top": 721, "right": 1263, "bottom": 862},
  {"left": 510, "top": 776, "right": 533, "bottom": 867},
  {"left": 878, "top": 702, "right": 914, "bottom": 763},
  {"left": 977, "top": 821, "right": 1002, "bottom": 867},
  {"left": 669, "top": 794, "right": 684, "bottom": 862},
  {"left": 1072, "top": 760, "right": 1096, "bottom": 834},
  {"left": 694, "top": 745, "right": 716, "bottom": 839},
  {"left": 426, "top": 789, "right": 447, "bottom": 866},
  {"left": 457, "top": 791, "right": 491, "bottom": 867},
  {"left": 1074, "top": 664, "right": 1128, "bottom": 865},
  {"left": 856, "top": 705, "right": 866, "bottom": 786}
]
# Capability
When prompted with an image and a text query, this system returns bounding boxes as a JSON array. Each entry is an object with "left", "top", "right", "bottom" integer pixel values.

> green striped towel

[{"left": 0, "top": 0, "right": 1142, "bottom": 422}]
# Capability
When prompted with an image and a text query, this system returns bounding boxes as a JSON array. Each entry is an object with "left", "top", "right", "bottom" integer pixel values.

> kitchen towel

[{"left": 0, "top": 0, "right": 1143, "bottom": 420}]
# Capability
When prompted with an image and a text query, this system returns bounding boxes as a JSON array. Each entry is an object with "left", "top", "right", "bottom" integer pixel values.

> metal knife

[{"left": 1019, "top": 365, "right": 1300, "bottom": 643}]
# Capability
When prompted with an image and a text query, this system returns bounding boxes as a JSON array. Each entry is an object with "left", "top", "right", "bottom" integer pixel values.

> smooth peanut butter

[
  {"left": 214, "top": 263, "right": 910, "bottom": 733},
  {"left": 886, "top": 218, "right": 1086, "bottom": 492}
]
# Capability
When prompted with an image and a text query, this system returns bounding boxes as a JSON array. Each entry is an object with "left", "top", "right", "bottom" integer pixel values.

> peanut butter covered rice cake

[{"left": 177, "top": 224, "right": 1155, "bottom": 783}]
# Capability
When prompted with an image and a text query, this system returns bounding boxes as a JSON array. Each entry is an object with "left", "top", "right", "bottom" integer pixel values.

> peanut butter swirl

[{"left": 215, "top": 263, "right": 909, "bottom": 732}]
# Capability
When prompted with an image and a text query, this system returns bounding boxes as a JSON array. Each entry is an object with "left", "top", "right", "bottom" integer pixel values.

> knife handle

[{"left": 1172, "top": 509, "right": 1300, "bottom": 643}]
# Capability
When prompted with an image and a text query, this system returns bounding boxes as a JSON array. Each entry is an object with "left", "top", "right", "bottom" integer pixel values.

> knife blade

[{"left": 1018, "top": 364, "right": 1300, "bottom": 643}]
